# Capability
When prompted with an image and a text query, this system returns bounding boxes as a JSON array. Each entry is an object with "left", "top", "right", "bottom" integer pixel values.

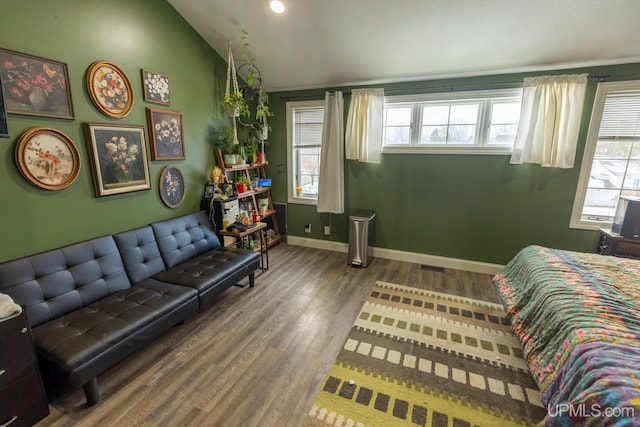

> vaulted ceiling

[{"left": 168, "top": 0, "right": 640, "bottom": 92}]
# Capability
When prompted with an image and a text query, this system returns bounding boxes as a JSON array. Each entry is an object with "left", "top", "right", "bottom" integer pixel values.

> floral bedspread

[
  {"left": 540, "top": 342, "right": 640, "bottom": 426},
  {"left": 492, "top": 245, "right": 640, "bottom": 421}
]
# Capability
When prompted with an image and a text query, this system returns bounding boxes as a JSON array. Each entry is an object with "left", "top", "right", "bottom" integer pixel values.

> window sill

[
  {"left": 569, "top": 218, "right": 612, "bottom": 231},
  {"left": 382, "top": 146, "right": 513, "bottom": 155},
  {"left": 288, "top": 195, "right": 318, "bottom": 206}
]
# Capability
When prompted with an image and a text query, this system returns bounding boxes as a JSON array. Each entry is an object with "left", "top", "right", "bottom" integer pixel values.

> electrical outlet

[
  {"left": 324, "top": 226, "right": 330, "bottom": 235},
  {"left": 304, "top": 224, "right": 311, "bottom": 233}
]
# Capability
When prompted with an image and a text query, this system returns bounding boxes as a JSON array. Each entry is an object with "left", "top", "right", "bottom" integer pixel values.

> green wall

[
  {"left": 267, "top": 65, "right": 640, "bottom": 265},
  {"left": 0, "top": 0, "right": 228, "bottom": 262},
  {"left": 1, "top": 1, "right": 637, "bottom": 267}
]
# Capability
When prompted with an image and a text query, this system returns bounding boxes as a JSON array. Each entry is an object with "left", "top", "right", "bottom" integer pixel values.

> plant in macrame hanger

[
  {"left": 237, "top": 30, "right": 274, "bottom": 163},
  {"left": 223, "top": 43, "right": 249, "bottom": 149}
]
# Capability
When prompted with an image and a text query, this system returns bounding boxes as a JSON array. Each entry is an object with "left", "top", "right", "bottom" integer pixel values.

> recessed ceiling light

[{"left": 269, "top": 0, "right": 285, "bottom": 14}]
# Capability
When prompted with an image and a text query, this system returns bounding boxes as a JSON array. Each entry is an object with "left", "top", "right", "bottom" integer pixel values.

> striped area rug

[{"left": 303, "top": 281, "right": 546, "bottom": 426}]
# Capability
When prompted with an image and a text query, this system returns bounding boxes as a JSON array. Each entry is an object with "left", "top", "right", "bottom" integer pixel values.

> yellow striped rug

[{"left": 303, "top": 281, "right": 546, "bottom": 426}]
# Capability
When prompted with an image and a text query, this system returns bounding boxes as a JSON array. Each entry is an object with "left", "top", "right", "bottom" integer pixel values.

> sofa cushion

[
  {"left": 153, "top": 247, "right": 260, "bottom": 306},
  {"left": 0, "top": 236, "right": 131, "bottom": 328},
  {"left": 114, "top": 226, "right": 167, "bottom": 284},
  {"left": 151, "top": 211, "right": 221, "bottom": 269},
  {"left": 33, "top": 279, "right": 198, "bottom": 389}
]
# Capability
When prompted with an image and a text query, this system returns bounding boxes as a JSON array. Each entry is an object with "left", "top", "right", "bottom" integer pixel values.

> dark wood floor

[{"left": 35, "top": 244, "right": 499, "bottom": 427}]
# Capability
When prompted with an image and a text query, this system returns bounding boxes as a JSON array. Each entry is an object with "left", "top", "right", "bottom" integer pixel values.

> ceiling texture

[{"left": 168, "top": 0, "right": 640, "bottom": 92}]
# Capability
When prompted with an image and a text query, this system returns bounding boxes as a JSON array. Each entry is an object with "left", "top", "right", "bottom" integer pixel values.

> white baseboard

[{"left": 286, "top": 236, "right": 504, "bottom": 275}]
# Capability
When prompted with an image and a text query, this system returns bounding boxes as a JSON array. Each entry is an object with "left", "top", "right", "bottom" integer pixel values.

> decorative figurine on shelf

[
  {"left": 208, "top": 167, "right": 225, "bottom": 199},
  {"left": 209, "top": 167, "right": 223, "bottom": 184}
]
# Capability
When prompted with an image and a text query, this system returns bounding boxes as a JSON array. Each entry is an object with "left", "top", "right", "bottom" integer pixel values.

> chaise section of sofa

[
  {"left": 148, "top": 211, "right": 261, "bottom": 306},
  {"left": 0, "top": 235, "right": 199, "bottom": 406}
]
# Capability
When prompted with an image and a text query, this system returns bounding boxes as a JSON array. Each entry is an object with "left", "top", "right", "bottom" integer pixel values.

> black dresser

[{"left": 0, "top": 309, "right": 49, "bottom": 427}]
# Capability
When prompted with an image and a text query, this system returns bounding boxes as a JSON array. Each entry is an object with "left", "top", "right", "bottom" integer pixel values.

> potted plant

[
  {"left": 209, "top": 124, "right": 237, "bottom": 166},
  {"left": 223, "top": 43, "right": 248, "bottom": 149},
  {"left": 243, "top": 135, "right": 259, "bottom": 164},
  {"left": 238, "top": 30, "right": 274, "bottom": 147},
  {"left": 256, "top": 193, "right": 269, "bottom": 215},
  {"left": 236, "top": 175, "right": 251, "bottom": 194}
]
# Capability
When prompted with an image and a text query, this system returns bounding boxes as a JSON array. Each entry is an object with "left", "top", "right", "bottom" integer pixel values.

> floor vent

[{"left": 420, "top": 264, "right": 445, "bottom": 273}]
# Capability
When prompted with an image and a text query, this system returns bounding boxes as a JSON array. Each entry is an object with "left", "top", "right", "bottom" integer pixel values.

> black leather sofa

[{"left": 0, "top": 211, "right": 260, "bottom": 406}]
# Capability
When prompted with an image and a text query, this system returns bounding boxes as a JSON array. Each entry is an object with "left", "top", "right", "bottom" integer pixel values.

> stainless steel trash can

[{"left": 348, "top": 211, "right": 376, "bottom": 267}]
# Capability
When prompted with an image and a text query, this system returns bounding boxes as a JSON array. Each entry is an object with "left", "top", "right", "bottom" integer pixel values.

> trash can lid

[{"left": 349, "top": 210, "right": 376, "bottom": 220}]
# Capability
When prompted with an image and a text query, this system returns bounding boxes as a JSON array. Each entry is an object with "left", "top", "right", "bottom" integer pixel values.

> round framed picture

[
  {"left": 159, "top": 165, "right": 185, "bottom": 208},
  {"left": 86, "top": 60, "right": 134, "bottom": 118},
  {"left": 15, "top": 127, "right": 81, "bottom": 190}
]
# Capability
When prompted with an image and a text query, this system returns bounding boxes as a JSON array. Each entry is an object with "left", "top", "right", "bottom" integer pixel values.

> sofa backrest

[
  {"left": 150, "top": 211, "right": 221, "bottom": 269},
  {"left": 114, "top": 226, "right": 167, "bottom": 283},
  {"left": 0, "top": 236, "right": 131, "bottom": 328}
]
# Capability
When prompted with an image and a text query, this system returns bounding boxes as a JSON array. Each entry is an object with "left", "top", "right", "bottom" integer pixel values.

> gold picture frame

[
  {"left": 0, "top": 48, "right": 75, "bottom": 119},
  {"left": 86, "top": 61, "right": 133, "bottom": 118},
  {"left": 15, "top": 127, "right": 80, "bottom": 190},
  {"left": 84, "top": 122, "right": 151, "bottom": 197},
  {"left": 147, "top": 107, "right": 185, "bottom": 160}
]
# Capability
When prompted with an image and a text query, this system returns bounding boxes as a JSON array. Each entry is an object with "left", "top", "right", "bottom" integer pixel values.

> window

[
  {"left": 286, "top": 100, "right": 324, "bottom": 204},
  {"left": 571, "top": 80, "right": 640, "bottom": 229},
  {"left": 382, "top": 89, "right": 522, "bottom": 154}
]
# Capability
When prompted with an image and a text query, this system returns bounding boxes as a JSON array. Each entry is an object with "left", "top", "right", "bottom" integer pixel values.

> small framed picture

[
  {"left": 0, "top": 48, "right": 74, "bottom": 119},
  {"left": 159, "top": 165, "right": 185, "bottom": 208},
  {"left": 141, "top": 69, "right": 170, "bottom": 105},
  {"left": 218, "top": 182, "right": 235, "bottom": 198},
  {"left": 15, "top": 127, "right": 80, "bottom": 190},
  {"left": 84, "top": 122, "right": 151, "bottom": 197},
  {"left": 86, "top": 61, "right": 133, "bottom": 118},
  {"left": 203, "top": 183, "right": 215, "bottom": 199},
  {"left": 147, "top": 107, "right": 185, "bottom": 160}
]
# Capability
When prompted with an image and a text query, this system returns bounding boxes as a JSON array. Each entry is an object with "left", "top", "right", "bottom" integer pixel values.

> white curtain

[
  {"left": 345, "top": 88, "right": 384, "bottom": 164},
  {"left": 317, "top": 91, "right": 344, "bottom": 214},
  {"left": 510, "top": 74, "right": 588, "bottom": 168}
]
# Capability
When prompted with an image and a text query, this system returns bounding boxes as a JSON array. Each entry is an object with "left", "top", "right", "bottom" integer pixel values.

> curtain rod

[{"left": 279, "top": 72, "right": 640, "bottom": 102}]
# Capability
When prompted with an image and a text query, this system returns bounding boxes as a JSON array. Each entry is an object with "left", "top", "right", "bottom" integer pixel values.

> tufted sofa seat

[
  {"left": 0, "top": 235, "right": 198, "bottom": 406},
  {"left": 33, "top": 280, "right": 197, "bottom": 405},
  {"left": 149, "top": 211, "right": 260, "bottom": 306},
  {"left": 0, "top": 211, "right": 261, "bottom": 407}
]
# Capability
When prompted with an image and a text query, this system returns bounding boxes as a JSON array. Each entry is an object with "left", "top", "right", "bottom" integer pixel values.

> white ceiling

[{"left": 168, "top": 0, "right": 640, "bottom": 92}]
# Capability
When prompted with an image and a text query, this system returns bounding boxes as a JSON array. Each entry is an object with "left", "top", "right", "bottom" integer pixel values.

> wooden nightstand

[
  {"left": 598, "top": 228, "right": 640, "bottom": 260},
  {"left": 0, "top": 309, "right": 49, "bottom": 427}
]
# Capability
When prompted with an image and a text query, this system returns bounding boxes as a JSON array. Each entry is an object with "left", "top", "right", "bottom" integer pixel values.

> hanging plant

[
  {"left": 223, "top": 43, "right": 249, "bottom": 147},
  {"left": 238, "top": 30, "right": 274, "bottom": 143}
]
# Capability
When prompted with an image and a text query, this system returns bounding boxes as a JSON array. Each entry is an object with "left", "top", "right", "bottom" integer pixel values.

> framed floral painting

[
  {"left": 0, "top": 48, "right": 74, "bottom": 119},
  {"left": 86, "top": 61, "right": 133, "bottom": 118},
  {"left": 141, "top": 69, "right": 170, "bottom": 105},
  {"left": 84, "top": 122, "right": 150, "bottom": 197},
  {"left": 159, "top": 165, "right": 185, "bottom": 208},
  {"left": 146, "top": 107, "right": 185, "bottom": 160},
  {"left": 15, "top": 127, "right": 80, "bottom": 190}
]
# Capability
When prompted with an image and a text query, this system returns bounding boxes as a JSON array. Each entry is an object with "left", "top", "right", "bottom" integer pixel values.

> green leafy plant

[
  {"left": 238, "top": 30, "right": 274, "bottom": 139},
  {"left": 209, "top": 125, "right": 235, "bottom": 154}
]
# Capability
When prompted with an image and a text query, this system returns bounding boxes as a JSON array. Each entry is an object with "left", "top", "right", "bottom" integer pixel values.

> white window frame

[
  {"left": 286, "top": 99, "right": 324, "bottom": 205},
  {"left": 382, "top": 88, "right": 523, "bottom": 155},
  {"left": 570, "top": 80, "right": 640, "bottom": 230}
]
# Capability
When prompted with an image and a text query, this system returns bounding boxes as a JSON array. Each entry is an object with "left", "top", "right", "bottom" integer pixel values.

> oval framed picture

[
  {"left": 86, "top": 60, "right": 133, "bottom": 118},
  {"left": 15, "top": 127, "right": 81, "bottom": 190},
  {"left": 159, "top": 165, "right": 185, "bottom": 208}
]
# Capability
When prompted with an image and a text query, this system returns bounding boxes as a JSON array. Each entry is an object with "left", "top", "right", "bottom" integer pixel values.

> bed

[{"left": 492, "top": 245, "right": 640, "bottom": 426}]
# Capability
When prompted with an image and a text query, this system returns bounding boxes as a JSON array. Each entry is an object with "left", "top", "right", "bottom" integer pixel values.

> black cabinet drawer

[
  {"left": 0, "top": 313, "right": 36, "bottom": 388},
  {"left": 0, "top": 370, "right": 49, "bottom": 427}
]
